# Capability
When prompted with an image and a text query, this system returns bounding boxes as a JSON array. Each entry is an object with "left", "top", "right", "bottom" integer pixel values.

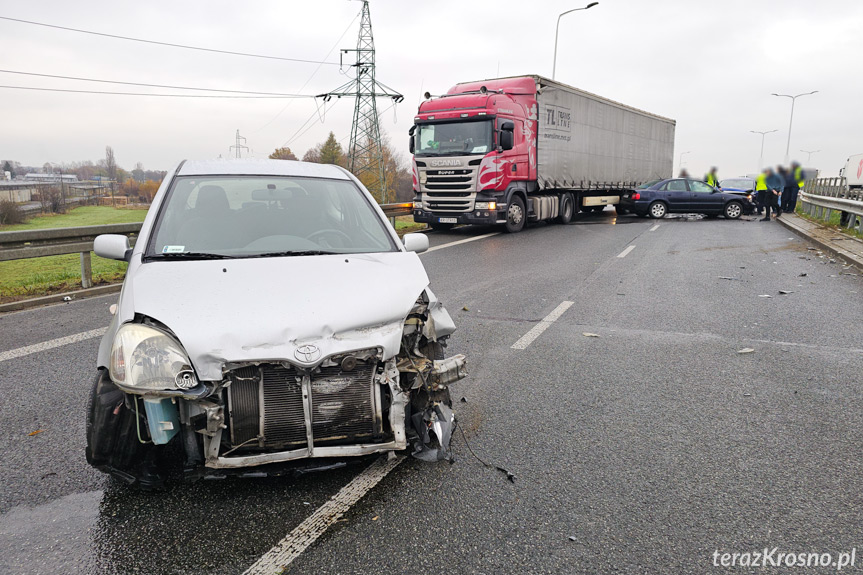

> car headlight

[
  {"left": 474, "top": 201, "right": 497, "bottom": 210},
  {"left": 110, "top": 324, "right": 198, "bottom": 392}
]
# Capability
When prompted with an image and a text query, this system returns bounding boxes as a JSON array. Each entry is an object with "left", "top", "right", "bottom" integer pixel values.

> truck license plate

[{"left": 438, "top": 217, "right": 457, "bottom": 223}]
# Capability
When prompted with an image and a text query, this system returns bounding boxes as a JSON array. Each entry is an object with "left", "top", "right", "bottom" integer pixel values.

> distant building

[{"left": 24, "top": 173, "right": 79, "bottom": 183}]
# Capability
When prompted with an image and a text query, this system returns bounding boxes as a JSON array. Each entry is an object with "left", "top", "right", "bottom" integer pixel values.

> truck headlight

[
  {"left": 110, "top": 324, "right": 198, "bottom": 392},
  {"left": 474, "top": 201, "right": 496, "bottom": 210},
  {"left": 413, "top": 201, "right": 422, "bottom": 209}
]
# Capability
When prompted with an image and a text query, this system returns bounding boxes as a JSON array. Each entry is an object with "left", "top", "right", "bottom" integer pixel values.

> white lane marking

[
  {"left": 511, "top": 301, "right": 574, "bottom": 350},
  {"left": 422, "top": 232, "right": 500, "bottom": 254},
  {"left": 243, "top": 455, "right": 403, "bottom": 575},
  {"left": 617, "top": 245, "right": 636, "bottom": 258},
  {"left": 0, "top": 327, "right": 107, "bottom": 363},
  {"left": 649, "top": 224, "right": 660, "bottom": 232}
]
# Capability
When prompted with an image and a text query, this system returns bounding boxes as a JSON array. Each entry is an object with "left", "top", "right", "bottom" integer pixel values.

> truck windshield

[{"left": 415, "top": 120, "right": 493, "bottom": 156}]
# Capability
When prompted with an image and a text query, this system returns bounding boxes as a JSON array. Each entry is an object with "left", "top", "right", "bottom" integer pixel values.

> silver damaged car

[{"left": 86, "top": 159, "right": 466, "bottom": 487}]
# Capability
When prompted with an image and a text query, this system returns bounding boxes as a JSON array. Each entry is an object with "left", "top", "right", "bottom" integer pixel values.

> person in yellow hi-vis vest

[
  {"left": 704, "top": 167, "right": 719, "bottom": 188},
  {"left": 787, "top": 161, "right": 804, "bottom": 212},
  {"left": 755, "top": 169, "right": 769, "bottom": 217}
]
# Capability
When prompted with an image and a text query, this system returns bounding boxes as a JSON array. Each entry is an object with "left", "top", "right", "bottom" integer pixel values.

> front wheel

[
  {"left": 556, "top": 194, "right": 573, "bottom": 224},
  {"left": 724, "top": 201, "right": 743, "bottom": 220},
  {"left": 648, "top": 201, "right": 667, "bottom": 218},
  {"left": 505, "top": 196, "right": 526, "bottom": 233}
]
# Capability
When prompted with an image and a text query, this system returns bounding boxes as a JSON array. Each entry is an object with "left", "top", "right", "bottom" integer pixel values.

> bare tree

[{"left": 105, "top": 146, "right": 117, "bottom": 206}]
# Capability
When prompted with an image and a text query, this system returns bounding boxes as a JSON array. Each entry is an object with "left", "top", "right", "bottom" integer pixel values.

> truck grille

[
  {"left": 226, "top": 362, "right": 382, "bottom": 451},
  {"left": 420, "top": 165, "right": 478, "bottom": 212}
]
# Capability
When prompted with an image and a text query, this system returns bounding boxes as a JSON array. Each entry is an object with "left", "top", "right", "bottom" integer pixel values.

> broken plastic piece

[
  {"left": 582, "top": 332, "right": 600, "bottom": 338},
  {"left": 737, "top": 348, "right": 755, "bottom": 354},
  {"left": 411, "top": 403, "right": 455, "bottom": 462}
]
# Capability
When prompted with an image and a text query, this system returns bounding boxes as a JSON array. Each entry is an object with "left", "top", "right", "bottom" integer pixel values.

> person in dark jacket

[
  {"left": 765, "top": 167, "right": 785, "bottom": 219},
  {"left": 780, "top": 166, "right": 797, "bottom": 212}
]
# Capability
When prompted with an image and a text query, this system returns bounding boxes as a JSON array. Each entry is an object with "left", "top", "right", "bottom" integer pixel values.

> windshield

[
  {"left": 719, "top": 178, "right": 753, "bottom": 189},
  {"left": 146, "top": 176, "right": 397, "bottom": 258},
  {"left": 415, "top": 120, "right": 493, "bottom": 156},
  {"left": 637, "top": 180, "right": 662, "bottom": 189}
]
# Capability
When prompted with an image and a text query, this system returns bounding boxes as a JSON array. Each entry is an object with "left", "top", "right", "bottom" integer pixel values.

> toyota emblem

[{"left": 294, "top": 344, "right": 322, "bottom": 363}]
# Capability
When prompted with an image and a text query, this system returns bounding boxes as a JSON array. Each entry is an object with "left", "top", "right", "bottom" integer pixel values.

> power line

[
  {"left": 0, "top": 68, "right": 312, "bottom": 96},
  {"left": 0, "top": 85, "right": 306, "bottom": 98},
  {"left": 0, "top": 15, "right": 340, "bottom": 65}
]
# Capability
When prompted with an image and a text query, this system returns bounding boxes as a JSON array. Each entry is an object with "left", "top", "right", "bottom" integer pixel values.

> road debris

[
  {"left": 743, "top": 393, "right": 752, "bottom": 397},
  {"left": 28, "top": 429, "right": 45, "bottom": 436},
  {"left": 582, "top": 332, "right": 601, "bottom": 338},
  {"left": 779, "top": 290, "right": 793, "bottom": 295},
  {"left": 718, "top": 276, "right": 737, "bottom": 280},
  {"left": 757, "top": 294, "right": 772, "bottom": 298},
  {"left": 569, "top": 536, "right": 578, "bottom": 542},
  {"left": 737, "top": 348, "right": 755, "bottom": 354},
  {"left": 456, "top": 422, "right": 516, "bottom": 484},
  {"left": 63, "top": 296, "right": 72, "bottom": 302},
  {"left": 462, "top": 306, "right": 469, "bottom": 311},
  {"left": 799, "top": 273, "right": 808, "bottom": 277}
]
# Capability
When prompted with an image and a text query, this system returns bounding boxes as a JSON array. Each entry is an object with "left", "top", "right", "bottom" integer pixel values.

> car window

[
  {"left": 720, "top": 178, "right": 753, "bottom": 189},
  {"left": 637, "top": 180, "right": 662, "bottom": 189},
  {"left": 147, "top": 175, "right": 397, "bottom": 257},
  {"left": 660, "top": 179, "right": 688, "bottom": 192},
  {"left": 689, "top": 181, "right": 713, "bottom": 193}
]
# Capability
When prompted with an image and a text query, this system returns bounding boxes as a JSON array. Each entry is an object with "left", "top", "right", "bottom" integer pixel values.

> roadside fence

[
  {"left": 0, "top": 203, "right": 414, "bottom": 289},
  {"left": 799, "top": 177, "right": 863, "bottom": 233}
]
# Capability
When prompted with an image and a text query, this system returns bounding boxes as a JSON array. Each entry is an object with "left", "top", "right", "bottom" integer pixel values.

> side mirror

[
  {"left": 409, "top": 137, "right": 415, "bottom": 154},
  {"left": 408, "top": 125, "right": 416, "bottom": 154},
  {"left": 402, "top": 233, "right": 429, "bottom": 254},
  {"left": 499, "top": 121, "right": 514, "bottom": 151},
  {"left": 94, "top": 234, "right": 131, "bottom": 261}
]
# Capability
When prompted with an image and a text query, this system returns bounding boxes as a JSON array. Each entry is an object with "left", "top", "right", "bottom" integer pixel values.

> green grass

[
  {"left": 796, "top": 204, "right": 863, "bottom": 241},
  {"left": 0, "top": 206, "right": 146, "bottom": 302},
  {"left": 393, "top": 216, "right": 427, "bottom": 235},
  {"left": 0, "top": 205, "right": 148, "bottom": 232}
]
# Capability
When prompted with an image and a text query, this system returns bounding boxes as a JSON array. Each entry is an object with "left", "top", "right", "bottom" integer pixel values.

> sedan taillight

[{"left": 632, "top": 192, "right": 641, "bottom": 200}]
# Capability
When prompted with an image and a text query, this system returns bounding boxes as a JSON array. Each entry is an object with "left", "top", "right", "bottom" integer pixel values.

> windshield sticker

[{"left": 162, "top": 245, "right": 185, "bottom": 254}]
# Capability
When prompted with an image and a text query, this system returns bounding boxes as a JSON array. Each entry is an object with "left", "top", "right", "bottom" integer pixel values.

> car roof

[{"left": 176, "top": 159, "right": 351, "bottom": 179}]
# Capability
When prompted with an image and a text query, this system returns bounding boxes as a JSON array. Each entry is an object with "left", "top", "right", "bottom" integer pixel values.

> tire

[
  {"left": 615, "top": 205, "right": 629, "bottom": 215},
  {"left": 556, "top": 194, "right": 573, "bottom": 224},
  {"left": 648, "top": 201, "right": 667, "bottom": 219},
  {"left": 429, "top": 222, "right": 454, "bottom": 231},
  {"left": 724, "top": 201, "right": 743, "bottom": 220},
  {"left": 505, "top": 195, "right": 526, "bottom": 233}
]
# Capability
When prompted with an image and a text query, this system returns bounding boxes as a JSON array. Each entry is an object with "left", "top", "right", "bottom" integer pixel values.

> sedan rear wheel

[
  {"left": 724, "top": 201, "right": 743, "bottom": 219},
  {"left": 648, "top": 201, "right": 667, "bottom": 219}
]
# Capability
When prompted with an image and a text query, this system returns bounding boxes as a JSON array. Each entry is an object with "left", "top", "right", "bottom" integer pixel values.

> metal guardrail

[
  {"left": 0, "top": 203, "right": 415, "bottom": 289},
  {"left": 799, "top": 177, "right": 863, "bottom": 233}
]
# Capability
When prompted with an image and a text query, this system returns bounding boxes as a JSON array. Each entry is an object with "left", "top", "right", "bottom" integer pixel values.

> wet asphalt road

[{"left": 2, "top": 210, "right": 863, "bottom": 574}]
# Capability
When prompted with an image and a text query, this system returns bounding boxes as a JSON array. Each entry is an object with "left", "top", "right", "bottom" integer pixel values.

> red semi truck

[{"left": 410, "top": 75, "right": 676, "bottom": 232}]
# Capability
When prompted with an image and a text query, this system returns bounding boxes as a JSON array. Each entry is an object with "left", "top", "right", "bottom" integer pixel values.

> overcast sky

[{"left": 2, "top": 0, "right": 861, "bottom": 179}]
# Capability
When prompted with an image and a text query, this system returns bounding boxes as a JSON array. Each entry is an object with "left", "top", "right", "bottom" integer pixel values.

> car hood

[{"left": 123, "top": 252, "right": 430, "bottom": 381}]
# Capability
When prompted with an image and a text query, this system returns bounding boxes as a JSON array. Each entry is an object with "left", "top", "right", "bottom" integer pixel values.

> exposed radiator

[{"left": 226, "top": 361, "right": 382, "bottom": 451}]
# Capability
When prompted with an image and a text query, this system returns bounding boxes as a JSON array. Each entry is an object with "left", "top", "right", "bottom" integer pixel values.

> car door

[
  {"left": 658, "top": 179, "right": 690, "bottom": 212},
  {"left": 689, "top": 180, "right": 723, "bottom": 213}
]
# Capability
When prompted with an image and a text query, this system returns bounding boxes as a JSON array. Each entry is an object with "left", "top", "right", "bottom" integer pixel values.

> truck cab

[{"left": 410, "top": 78, "right": 538, "bottom": 232}]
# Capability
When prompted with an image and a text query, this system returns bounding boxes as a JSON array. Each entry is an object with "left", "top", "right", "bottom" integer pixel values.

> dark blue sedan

[{"left": 619, "top": 178, "right": 755, "bottom": 219}]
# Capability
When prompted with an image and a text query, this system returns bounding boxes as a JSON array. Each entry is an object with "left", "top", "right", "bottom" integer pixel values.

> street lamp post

[
  {"left": 553, "top": 2, "right": 599, "bottom": 80},
  {"left": 771, "top": 91, "right": 818, "bottom": 164},
  {"left": 750, "top": 129, "right": 777, "bottom": 172},
  {"left": 800, "top": 149, "right": 820, "bottom": 164}
]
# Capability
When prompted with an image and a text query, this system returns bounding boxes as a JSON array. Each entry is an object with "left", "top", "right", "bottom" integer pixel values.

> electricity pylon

[{"left": 318, "top": 1, "right": 402, "bottom": 202}]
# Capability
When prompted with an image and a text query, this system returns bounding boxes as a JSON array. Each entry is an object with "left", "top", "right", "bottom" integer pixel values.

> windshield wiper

[
  {"left": 248, "top": 250, "right": 339, "bottom": 258},
  {"left": 149, "top": 252, "right": 234, "bottom": 260}
]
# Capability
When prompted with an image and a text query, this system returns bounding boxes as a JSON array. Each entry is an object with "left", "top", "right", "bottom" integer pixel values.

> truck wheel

[
  {"left": 505, "top": 196, "right": 525, "bottom": 233},
  {"left": 723, "top": 201, "right": 742, "bottom": 219},
  {"left": 648, "top": 201, "right": 667, "bottom": 218},
  {"left": 430, "top": 222, "right": 454, "bottom": 231},
  {"left": 556, "top": 194, "right": 573, "bottom": 224}
]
